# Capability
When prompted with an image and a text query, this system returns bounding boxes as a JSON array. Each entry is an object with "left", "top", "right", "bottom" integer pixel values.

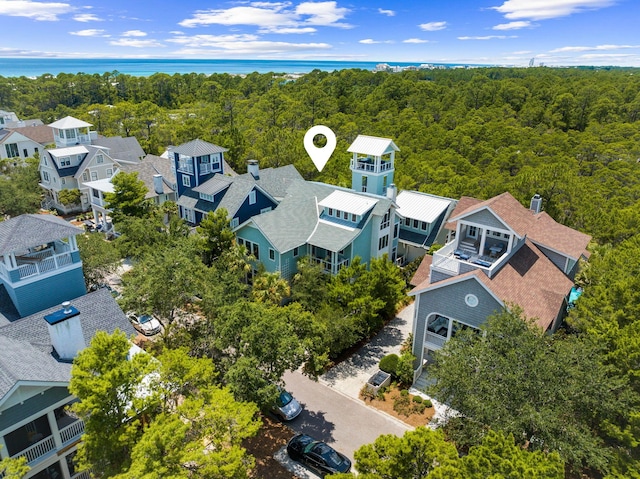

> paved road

[{"left": 283, "top": 370, "right": 410, "bottom": 461}]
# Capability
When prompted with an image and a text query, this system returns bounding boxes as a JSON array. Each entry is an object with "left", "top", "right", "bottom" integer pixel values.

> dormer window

[
  {"left": 328, "top": 208, "right": 333, "bottom": 216},
  {"left": 96, "top": 154, "right": 104, "bottom": 164}
]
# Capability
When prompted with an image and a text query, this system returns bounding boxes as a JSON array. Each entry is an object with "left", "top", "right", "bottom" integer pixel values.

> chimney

[
  {"left": 386, "top": 183, "right": 397, "bottom": 201},
  {"left": 530, "top": 194, "right": 542, "bottom": 214},
  {"left": 247, "top": 160, "right": 259, "bottom": 179},
  {"left": 153, "top": 174, "right": 164, "bottom": 194},
  {"left": 44, "top": 301, "right": 85, "bottom": 361}
]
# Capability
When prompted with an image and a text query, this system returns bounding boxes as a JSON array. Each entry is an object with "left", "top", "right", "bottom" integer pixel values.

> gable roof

[
  {"left": 411, "top": 239, "right": 574, "bottom": 330},
  {"left": 92, "top": 136, "right": 144, "bottom": 164},
  {"left": 48, "top": 116, "right": 92, "bottom": 129},
  {"left": 119, "top": 154, "right": 176, "bottom": 198},
  {"left": 348, "top": 135, "right": 399, "bottom": 156},
  {"left": 446, "top": 192, "right": 590, "bottom": 261},
  {"left": 0, "top": 214, "right": 82, "bottom": 255},
  {"left": 10, "top": 124, "right": 54, "bottom": 145},
  {"left": 396, "top": 191, "right": 454, "bottom": 223},
  {"left": 0, "top": 288, "right": 135, "bottom": 401},
  {"left": 171, "top": 139, "right": 228, "bottom": 157},
  {"left": 236, "top": 164, "right": 303, "bottom": 200}
]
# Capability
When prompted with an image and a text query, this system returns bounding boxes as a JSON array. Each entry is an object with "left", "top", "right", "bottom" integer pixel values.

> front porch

[
  {"left": 310, "top": 245, "right": 350, "bottom": 275},
  {"left": 0, "top": 238, "right": 80, "bottom": 283}
]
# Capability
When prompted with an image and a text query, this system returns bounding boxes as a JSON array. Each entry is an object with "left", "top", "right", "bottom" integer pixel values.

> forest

[{"left": 2, "top": 66, "right": 640, "bottom": 478}]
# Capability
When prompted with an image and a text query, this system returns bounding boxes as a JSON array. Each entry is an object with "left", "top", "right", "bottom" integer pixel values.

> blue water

[{"left": 0, "top": 58, "right": 464, "bottom": 78}]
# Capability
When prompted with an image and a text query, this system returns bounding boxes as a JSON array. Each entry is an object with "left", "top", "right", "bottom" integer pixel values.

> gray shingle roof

[
  {"left": 0, "top": 214, "right": 83, "bottom": 256},
  {"left": 120, "top": 154, "right": 176, "bottom": 198},
  {"left": 93, "top": 136, "right": 144, "bottom": 163},
  {"left": 193, "top": 175, "right": 233, "bottom": 196},
  {"left": 0, "top": 288, "right": 135, "bottom": 399},
  {"left": 171, "top": 139, "right": 228, "bottom": 157},
  {"left": 236, "top": 164, "right": 303, "bottom": 200}
]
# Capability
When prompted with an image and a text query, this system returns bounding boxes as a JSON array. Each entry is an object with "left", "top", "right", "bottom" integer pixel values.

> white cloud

[
  {"left": 110, "top": 38, "right": 164, "bottom": 48},
  {"left": 492, "top": 0, "right": 615, "bottom": 21},
  {"left": 419, "top": 21, "right": 447, "bottom": 31},
  {"left": 168, "top": 34, "right": 261, "bottom": 45},
  {"left": 122, "top": 30, "right": 148, "bottom": 37},
  {"left": 179, "top": 1, "right": 351, "bottom": 30},
  {"left": 512, "top": 50, "right": 532, "bottom": 54},
  {"left": 403, "top": 38, "right": 429, "bottom": 44},
  {"left": 0, "top": 0, "right": 74, "bottom": 21},
  {"left": 579, "top": 53, "right": 637, "bottom": 59},
  {"left": 171, "top": 41, "right": 332, "bottom": 56},
  {"left": 493, "top": 20, "right": 531, "bottom": 30},
  {"left": 73, "top": 13, "right": 102, "bottom": 22},
  {"left": 458, "top": 35, "right": 517, "bottom": 40},
  {"left": 550, "top": 44, "right": 639, "bottom": 53},
  {"left": 70, "top": 29, "right": 109, "bottom": 37},
  {"left": 378, "top": 8, "right": 395, "bottom": 16},
  {"left": 359, "top": 38, "right": 394, "bottom": 44}
]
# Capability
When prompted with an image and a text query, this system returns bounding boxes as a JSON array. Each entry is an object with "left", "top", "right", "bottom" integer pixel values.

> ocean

[{"left": 0, "top": 58, "right": 459, "bottom": 78}]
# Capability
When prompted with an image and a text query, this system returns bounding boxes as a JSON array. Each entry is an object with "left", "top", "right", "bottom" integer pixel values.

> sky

[{"left": 0, "top": 0, "right": 639, "bottom": 67}]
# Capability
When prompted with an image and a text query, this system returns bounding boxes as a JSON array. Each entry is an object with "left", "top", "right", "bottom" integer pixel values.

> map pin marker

[{"left": 304, "top": 125, "right": 336, "bottom": 172}]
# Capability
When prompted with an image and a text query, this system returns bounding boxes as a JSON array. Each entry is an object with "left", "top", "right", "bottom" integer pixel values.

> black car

[{"left": 287, "top": 434, "right": 351, "bottom": 476}]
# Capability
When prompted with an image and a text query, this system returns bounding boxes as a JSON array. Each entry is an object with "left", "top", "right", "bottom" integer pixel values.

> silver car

[
  {"left": 273, "top": 389, "right": 303, "bottom": 421},
  {"left": 128, "top": 313, "right": 162, "bottom": 336}
]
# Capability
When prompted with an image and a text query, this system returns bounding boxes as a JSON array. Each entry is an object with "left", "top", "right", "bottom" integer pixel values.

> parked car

[
  {"left": 272, "top": 388, "right": 303, "bottom": 421},
  {"left": 287, "top": 434, "right": 351, "bottom": 476},
  {"left": 127, "top": 312, "right": 162, "bottom": 336}
]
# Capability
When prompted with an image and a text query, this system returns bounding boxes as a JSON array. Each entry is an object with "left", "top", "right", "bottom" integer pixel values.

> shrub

[
  {"left": 360, "top": 385, "right": 376, "bottom": 401},
  {"left": 393, "top": 394, "right": 412, "bottom": 416},
  {"left": 424, "top": 399, "right": 433, "bottom": 408},
  {"left": 413, "top": 402, "right": 426, "bottom": 414},
  {"left": 400, "top": 389, "right": 409, "bottom": 397},
  {"left": 376, "top": 388, "right": 386, "bottom": 401},
  {"left": 412, "top": 395, "right": 423, "bottom": 403},
  {"left": 379, "top": 354, "right": 399, "bottom": 376},
  {"left": 396, "top": 351, "right": 416, "bottom": 386}
]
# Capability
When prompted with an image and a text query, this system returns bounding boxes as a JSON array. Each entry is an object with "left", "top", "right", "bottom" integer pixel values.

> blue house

[
  {"left": 169, "top": 139, "right": 227, "bottom": 198},
  {"left": 176, "top": 154, "right": 303, "bottom": 227},
  {"left": 0, "top": 214, "right": 86, "bottom": 318}
]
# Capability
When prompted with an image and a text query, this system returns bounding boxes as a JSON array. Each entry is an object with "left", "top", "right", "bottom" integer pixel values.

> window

[
  {"left": 5, "top": 143, "right": 18, "bottom": 158},
  {"left": 34, "top": 147, "right": 38, "bottom": 154},
  {"left": 183, "top": 208, "right": 195, "bottom": 223},
  {"left": 106, "top": 168, "right": 113, "bottom": 177},
  {"left": 382, "top": 176, "right": 388, "bottom": 194},
  {"left": 43, "top": 155, "right": 47, "bottom": 165},
  {"left": 404, "top": 217, "right": 411, "bottom": 226},
  {"left": 91, "top": 171, "right": 98, "bottom": 181},
  {"left": 65, "top": 129, "right": 76, "bottom": 139},
  {"left": 421, "top": 221, "right": 427, "bottom": 231},
  {"left": 260, "top": 207, "right": 272, "bottom": 214},
  {"left": 82, "top": 172, "right": 88, "bottom": 181},
  {"left": 252, "top": 243, "right": 259, "bottom": 260},
  {"left": 351, "top": 214, "right": 357, "bottom": 222},
  {"left": 61, "top": 178, "right": 66, "bottom": 185},
  {"left": 394, "top": 223, "right": 399, "bottom": 238},
  {"left": 269, "top": 248, "right": 275, "bottom": 261},
  {"left": 41, "top": 171, "right": 50, "bottom": 182},
  {"left": 381, "top": 211, "right": 390, "bottom": 229},
  {"left": 96, "top": 154, "right": 104, "bottom": 164},
  {"left": 92, "top": 188, "right": 100, "bottom": 198},
  {"left": 378, "top": 234, "right": 389, "bottom": 250},
  {"left": 23, "top": 148, "right": 28, "bottom": 157},
  {"left": 211, "top": 154, "right": 221, "bottom": 170},
  {"left": 249, "top": 190, "right": 256, "bottom": 205},
  {"left": 230, "top": 217, "right": 239, "bottom": 228},
  {"left": 343, "top": 211, "right": 348, "bottom": 220},
  {"left": 328, "top": 208, "right": 333, "bottom": 216},
  {"left": 361, "top": 175, "right": 368, "bottom": 192},
  {"left": 60, "top": 157, "right": 71, "bottom": 167},
  {"left": 293, "top": 247, "right": 299, "bottom": 257},
  {"left": 413, "top": 219, "right": 419, "bottom": 229},
  {"left": 468, "top": 226, "right": 477, "bottom": 238},
  {"left": 182, "top": 175, "right": 191, "bottom": 187}
]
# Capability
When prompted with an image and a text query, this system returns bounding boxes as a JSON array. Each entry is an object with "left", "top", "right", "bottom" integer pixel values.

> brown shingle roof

[
  {"left": 410, "top": 254, "right": 432, "bottom": 287},
  {"left": 446, "top": 192, "right": 590, "bottom": 260},
  {"left": 9, "top": 124, "right": 54, "bottom": 145},
  {"left": 411, "top": 239, "right": 573, "bottom": 331}
]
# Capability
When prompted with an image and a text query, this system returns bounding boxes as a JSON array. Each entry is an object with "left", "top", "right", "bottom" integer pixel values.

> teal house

[{"left": 0, "top": 214, "right": 86, "bottom": 318}]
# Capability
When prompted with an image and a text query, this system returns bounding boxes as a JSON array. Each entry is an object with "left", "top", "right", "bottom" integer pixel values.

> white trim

[{"left": 409, "top": 273, "right": 505, "bottom": 308}]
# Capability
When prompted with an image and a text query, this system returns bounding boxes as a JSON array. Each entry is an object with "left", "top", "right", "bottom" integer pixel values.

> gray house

[{"left": 409, "top": 192, "right": 591, "bottom": 385}]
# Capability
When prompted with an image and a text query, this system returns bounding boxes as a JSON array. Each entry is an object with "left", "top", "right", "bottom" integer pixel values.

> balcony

[
  {"left": 0, "top": 243, "right": 78, "bottom": 283},
  {"left": 311, "top": 256, "right": 350, "bottom": 274},
  {"left": 350, "top": 157, "right": 393, "bottom": 173},
  {"left": 431, "top": 241, "right": 504, "bottom": 278},
  {"left": 177, "top": 162, "right": 194, "bottom": 174},
  {"left": 11, "top": 435, "right": 56, "bottom": 464}
]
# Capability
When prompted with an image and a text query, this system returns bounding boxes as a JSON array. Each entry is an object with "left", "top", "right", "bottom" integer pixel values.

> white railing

[
  {"left": 91, "top": 196, "right": 106, "bottom": 207},
  {"left": 11, "top": 435, "right": 55, "bottom": 464},
  {"left": 16, "top": 252, "right": 74, "bottom": 279},
  {"left": 432, "top": 243, "right": 460, "bottom": 274},
  {"left": 311, "top": 257, "right": 350, "bottom": 274},
  {"left": 350, "top": 159, "right": 394, "bottom": 173},
  {"left": 60, "top": 419, "right": 85, "bottom": 444},
  {"left": 425, "top": 331, "right": 447, "bottom": 348},
  {"left": 177, "top": 163, "right": 194, "bottom": 174},
  {"left": 71, "top": 471, "right": 91, "bottom": 479}
]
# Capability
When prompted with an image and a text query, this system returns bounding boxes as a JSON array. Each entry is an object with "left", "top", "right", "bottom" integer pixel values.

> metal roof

[
  {"left": 318, "top": 190, "right": 377, "bottom": 216},
  {"left": 171, "top": 139, "right": 228, "bottom": 158},
  {"left": 0, "top": 214, "right": 83, "bottom": 256},
  {"left": 48, "top": 116, "right": 92, "bottom": 129},
  {"left": 193, "top": 175, "right": 233, "bottom": 196},
  {"left": 347, "top": 135, "right": 399, "bottom": 157},
  {"left": 396, "top": 191, "right": 453, "bottom": 223},
  {"left": 48, "top": 145, "right": 88, "bottom": 158},
  {"left": 84, "top": 178, "right": 114, "bottom": 193}
]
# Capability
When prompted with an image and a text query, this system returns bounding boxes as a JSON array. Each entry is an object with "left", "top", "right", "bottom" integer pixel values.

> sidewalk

[{"left": 319, "top": 302, "right": 414, "bottom": 399}]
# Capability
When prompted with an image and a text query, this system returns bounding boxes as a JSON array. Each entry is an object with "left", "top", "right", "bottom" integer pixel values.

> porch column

[
  {"left": 479, "top": 229, "right": 487, "bottom": 256},
  {"left": 59, "top": 452, "right": 73, "bottom": 479},
  {"left": 331, "top": 251, "right": 337, "bottom": 275},
  {"left": 47, "top": 410, "right": 63, "bottom": 449},
  {"left": 455, "top": 222, "right": 462, "bottom": 243},
  {"left": 9, "top": 252, "right": 17, "bottom": 269},
  {"left": 507, "top": 234, "right": 514, "bottom": 252}
]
